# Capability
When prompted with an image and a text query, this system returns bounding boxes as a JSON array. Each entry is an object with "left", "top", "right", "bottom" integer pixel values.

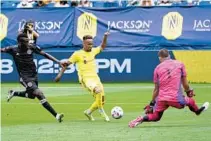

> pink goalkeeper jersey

[{"left": 153, "top": 59, "right": 187, "bottom": 102}]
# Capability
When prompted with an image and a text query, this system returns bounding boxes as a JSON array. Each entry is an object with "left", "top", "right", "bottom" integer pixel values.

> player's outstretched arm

[
  {"left": 1, "top": 48, "right": 6, "bottom": 52},
  {"left": 55, "top": 61, "right": 72, "bottom": 82},
  {"left": 1, "top": 47, "right": 13, "bottom": 53},
  {"left": 100, "top": 31, "right": 110, "bottom": 50},
  {"left": 38, "top": 50, "right": 64, "bottom": 69}
]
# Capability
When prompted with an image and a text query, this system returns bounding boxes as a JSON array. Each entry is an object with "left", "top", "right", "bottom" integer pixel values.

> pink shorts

[{"left": 154, "top": 101, "right": 185, "bottom": 112}]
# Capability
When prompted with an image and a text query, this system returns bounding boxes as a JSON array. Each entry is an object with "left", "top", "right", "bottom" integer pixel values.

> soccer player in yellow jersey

[{"left": 55, "top": 31, "right": 110, "bottom": 121}]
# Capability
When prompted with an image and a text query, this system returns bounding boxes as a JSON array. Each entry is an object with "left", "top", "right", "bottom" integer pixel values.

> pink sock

[{"left": 185, "top": 97, "right": 199, "bottom": 113}]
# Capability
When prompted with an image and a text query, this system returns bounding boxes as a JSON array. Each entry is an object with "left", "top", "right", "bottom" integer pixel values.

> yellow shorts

[{"left": 79, "top": 76, "right": 104, "bottom": 95}]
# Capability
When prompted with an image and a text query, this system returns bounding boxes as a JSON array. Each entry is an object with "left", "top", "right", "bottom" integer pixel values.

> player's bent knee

[
  {"left": 93, "top": 86, "right": 102, "bottom": 94},
  {"left": 26, "top": 93, "right": 36, "bottom": 99},
  {"left": 32, "top": 89, "right": 45, "bottom": 100}
]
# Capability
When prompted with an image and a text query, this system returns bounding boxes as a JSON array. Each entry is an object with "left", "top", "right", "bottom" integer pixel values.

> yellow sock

[
  {"left": 95, "top": 92, "right": 103, "bottom": 109},
  {"left": 95, "top": 93, "right": 108, "bottom": 116},
  {"left": 87, "top": 101, "right": 98, "bottom": 114}
]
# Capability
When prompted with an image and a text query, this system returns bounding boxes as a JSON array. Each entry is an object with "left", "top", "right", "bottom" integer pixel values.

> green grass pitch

[{"left": 1, "top": 83, "right": 211, "bottom": 141}]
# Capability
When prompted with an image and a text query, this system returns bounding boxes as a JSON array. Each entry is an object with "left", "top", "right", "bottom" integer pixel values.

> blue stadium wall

[
  {"left": 1, "top": 50, "right": 211, "bottom": 83},
  {"left": 1, "top": 7, "right": 211, "bottom": 83},
  {"left": 1, "top": 50, "right": 161, "bottom": 82}
]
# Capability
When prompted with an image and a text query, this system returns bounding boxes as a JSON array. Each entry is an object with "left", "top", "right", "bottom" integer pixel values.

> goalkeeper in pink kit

[{"left": 129, "top": 49, "right": 209, "bottom": 128}]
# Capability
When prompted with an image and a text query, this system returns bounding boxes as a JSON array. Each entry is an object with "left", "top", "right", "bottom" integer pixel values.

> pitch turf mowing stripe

[{"left": 2, "top": 111, "right": 211, "bottom": 141}]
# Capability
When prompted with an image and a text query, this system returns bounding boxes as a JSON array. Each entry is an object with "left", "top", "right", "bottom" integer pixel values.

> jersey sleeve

[
  {"left": 1, "top": 46, "right": 14, "bottom": 54},
  {"left": 153, "top": 67, "right": 159, "bottom": 83},
  {"left": 33, "top": 45, "right": 42, "bottom": 54},
  {"left": 181, "top": 63, "right": 187, "bottom": 77},
  {"left": 68, "top": 52, "right": 78, "bottom": 64},
  {"left": 92, "top": 46, "right": 102, "bottom": 56}
]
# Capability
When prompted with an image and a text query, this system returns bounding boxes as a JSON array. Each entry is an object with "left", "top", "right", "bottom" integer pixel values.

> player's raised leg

[
  {"left": 185, "top": 97, "right": 209, "bottom": 115},
  {"left": 7, "top": 89, "right": 37, "bottom": 102},
  {"left": 94, "top": 84, "right": 110, "bottom": 122},
  {"left": 7, "top": 90, "right": 25, "bottom": 102},
  {"left": 7, "top": 81, "right": 37, "bottom": 102},
  {"left": 129, "top": 101, "right": 167, "bottom": 128},
  {"left": 84, "top": 79, "right": 109, "bottom": 121},
  {"left": 32, "top": 87, "right": 64, "bottom": 123},
  {"left": 129, "top": 111, "right": 164, "bottom": 128}
]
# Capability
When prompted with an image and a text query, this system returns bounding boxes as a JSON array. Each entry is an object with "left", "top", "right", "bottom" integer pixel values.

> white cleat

[
  {"left": 84, "top": 110, "right": 95, "bottom": 121},
  {"left": 202, "top": 102, "right": 209, "bottom": 111},
  {"left": 100, "top": 113, "right": 110, "bottom": 122},
  {"left": 56, "top": 113, "right": 64, "bottom": 123},
  {"left": 104, "top": 115, "right": 110, "bottom": 122},
  {"left": 7, "top": 90, "right": 14, "bottom": 102}
]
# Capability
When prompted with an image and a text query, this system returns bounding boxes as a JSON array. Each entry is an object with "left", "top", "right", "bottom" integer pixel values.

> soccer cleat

[
  {"left": 128, "top": 116, "right": 143, "bottom": 128},
  {"left": 104, "top": 115, "right": 110, "bottom": 122},
  {"left": 202, "top": 102, "right": 209, "bottom": 111},
  {"left": 84, "top": 110, "right": 95, "bottom": 121},
  {"left": 100, "top": 113, "right": 110, "bottom": 122},
  {"left": 7, "top": 90, "right": 15, "bottom": 102},
  {"left": 56, "top": 113, "right": 64, "bottom": 123},
  {"left": 196, "top": 102, "right": 209, "bottom": 115}
]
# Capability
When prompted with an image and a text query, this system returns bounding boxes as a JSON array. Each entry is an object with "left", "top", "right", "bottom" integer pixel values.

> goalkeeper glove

[
  {"left": 144, "top": 100, "right": 156, "bottom": 114},
  {"left": 185, "top": 88, "right": 195, "bottom": 97}
]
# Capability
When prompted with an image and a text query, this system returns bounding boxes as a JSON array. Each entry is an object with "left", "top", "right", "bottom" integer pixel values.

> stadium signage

[
  {"left": 107, "top": 20, "right": 152, "bottom": 32},
  {"left": 0, "top": 58, "right": 131, "bottom": 74},
  {"left": 193, "top": 19, "right": 211, "bottom": 31},
  {"left": 19, "top": 20, "right": 63, "bottom": 34}
]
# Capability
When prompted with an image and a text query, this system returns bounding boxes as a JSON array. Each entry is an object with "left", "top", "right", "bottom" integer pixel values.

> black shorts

[{"left": 19, "top": 77, "right": 38, "bottom": 94}]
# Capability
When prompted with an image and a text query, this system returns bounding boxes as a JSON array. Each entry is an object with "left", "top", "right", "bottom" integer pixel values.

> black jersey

[{"left": 2, "top": 45, "right": 42, "bottom": 81}]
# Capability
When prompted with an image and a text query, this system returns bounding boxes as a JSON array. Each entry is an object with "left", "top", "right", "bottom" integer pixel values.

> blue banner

[
  {"left": 1, "top": 8, "right": 74, "bottom": 48},
  {"left": 1, "top": 7, "right": 211, "bottom": 49},
  {"left": 0, "top": 51, "right": 165, "bottom": 82},
  {"left": 73, "top": 7, "right": 211, "bottom": 48}
]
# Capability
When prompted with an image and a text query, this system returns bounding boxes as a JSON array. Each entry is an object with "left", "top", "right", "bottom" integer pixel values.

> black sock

[
  {"left": 13, "top": 91, "right": 27, "bottom": 98},
  {"left": 41, "top": 99, "right": 57, "bottom": 117},
  {"left": 196, "top": 106, "right": 205, "bottom": 115},
  {"left": 143, "top": 116, "right": 149, "bottom": 121},
  {"left": 13, "top": 91, "right": 35, "bottom": 99}
]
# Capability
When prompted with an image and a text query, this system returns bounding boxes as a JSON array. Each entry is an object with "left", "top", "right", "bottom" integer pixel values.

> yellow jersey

[{"left": 68, "top": 46, "right": 101, "bottom": 78}]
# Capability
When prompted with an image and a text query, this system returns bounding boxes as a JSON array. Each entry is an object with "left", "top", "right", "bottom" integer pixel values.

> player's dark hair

[
  {"left": 23, "top": 20, "right": 34, "bottom": 33},
  {"left": 17, "top": 33, "right": 28, "bottom": 42},
  {"left": 158, "top": 49, "right": 169, "bottom": 58},
  {"left": 26, "top": 20, "right": 34, "bottom": 25},
  {"left": 83, "top": 35, "right": 93, "bottom": 41}
]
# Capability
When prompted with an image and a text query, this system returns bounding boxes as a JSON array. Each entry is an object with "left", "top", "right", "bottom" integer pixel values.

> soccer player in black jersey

[{"left": 1, "top": 33, "right": 64, "bottom": 122}]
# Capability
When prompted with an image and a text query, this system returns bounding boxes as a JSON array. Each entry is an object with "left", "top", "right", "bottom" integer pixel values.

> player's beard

[
  {"left": 87, "top": 48, "right": 92, "bottom": 52},
  {"left": 83, "top": 46, "right": 92, "bottom": 52},
  {"left": 85, "top": 47, "right": 92, "bottom": 52}
]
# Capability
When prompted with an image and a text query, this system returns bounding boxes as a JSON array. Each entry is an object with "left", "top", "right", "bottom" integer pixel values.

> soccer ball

[{"left": 111, "top": 106, "right": 124, "bottom": 119}]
